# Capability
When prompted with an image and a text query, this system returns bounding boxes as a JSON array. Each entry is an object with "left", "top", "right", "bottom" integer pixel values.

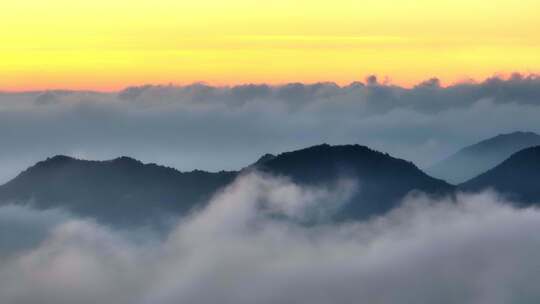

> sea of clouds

[
  {"left": 2, "top": 172, "right": 540, "bottom": 304},
  {"left": 0, "top": 74, "right": 539, "bottom": 183}
]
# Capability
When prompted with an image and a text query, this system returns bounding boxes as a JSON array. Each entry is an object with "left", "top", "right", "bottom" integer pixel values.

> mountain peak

[
  {"left": 497, "top": 131, "right": 538, "bottom": 137},
  {"left": 483, "top": 131, "right": 540, "bottom": 144},
  {"left": 253, "top": 143, "right": 452, "bottom": 219},
  {"left": 47, "top": 155, "right": 76, "bottom": 162},
  {"left": 109, "top": 156, "right": 142, "bottom": 165},
  {"left": 31, "top": 155, "right": 78, "bottom": 170},
  {"left": 427, "top": 131, "right": 540, "bottom": 184},
  {"left": 260, "top": 143, "right": 408, "bottom": 171},
  {"left": 251, "top": 153, "right": 276, "bottom": 167},
  {"left": 460, "top": 146, "right": 540, "bottom": 204},
  {"left": 39, "top": 155, "right": 143, "bottom": 167},
  {"left": 281, "top": 143, "right": 377, "bottom": 156},
  {"left": 0, "top": 154, "right": 237, "bottom": 227}
]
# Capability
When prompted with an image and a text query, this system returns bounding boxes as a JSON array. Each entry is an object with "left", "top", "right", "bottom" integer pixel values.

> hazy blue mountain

[
  {"left": 0, "top": 144, "right": 454, "bottom": 227},
  {"left": 460, "top": 146, "right": 540, "bottom": 205},
  {"left": 427, "top": 131, "right": 540, "bottom": 184}
]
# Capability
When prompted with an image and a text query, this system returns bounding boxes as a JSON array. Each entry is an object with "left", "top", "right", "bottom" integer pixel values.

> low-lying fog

[{"left": 2, "top": 173, "right": 539, "bottom": 304}]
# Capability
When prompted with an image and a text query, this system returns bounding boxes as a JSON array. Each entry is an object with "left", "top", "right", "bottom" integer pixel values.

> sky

[{"left": 2, "top": 0, "right": 540, "bottom": 91}]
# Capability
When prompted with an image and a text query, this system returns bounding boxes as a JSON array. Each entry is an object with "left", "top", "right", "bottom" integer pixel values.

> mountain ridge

[
  {"left": 427, "top": 131, "right": 540, "bottom": 184},
  {"left": 459, "top": 145, "right": 540, "bottom": 204},
  {"left": 0, "top": 144, "right": 455, "bottom": 227}
]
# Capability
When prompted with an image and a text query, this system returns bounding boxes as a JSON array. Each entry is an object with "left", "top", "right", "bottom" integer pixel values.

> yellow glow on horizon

[{"left": 1, "top": 0, "right": 539, "bottom": 91}]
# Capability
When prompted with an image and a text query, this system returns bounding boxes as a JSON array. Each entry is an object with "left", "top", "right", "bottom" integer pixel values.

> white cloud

[{"left": 1, "top": 173, "right": 540, "bottom": 304}]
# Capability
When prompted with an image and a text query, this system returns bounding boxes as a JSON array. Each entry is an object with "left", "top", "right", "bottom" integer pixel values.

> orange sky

[{"left": 1, "top": 0, "right": 539, "bottom": 91}]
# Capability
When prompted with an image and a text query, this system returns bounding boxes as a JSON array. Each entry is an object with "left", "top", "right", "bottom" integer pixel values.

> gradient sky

[{"left": 2, "top": 0, "right": 540, "bottom": 91}]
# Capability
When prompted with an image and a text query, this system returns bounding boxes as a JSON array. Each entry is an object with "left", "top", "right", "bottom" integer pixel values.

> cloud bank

[
  {"left": 2, "top": 173, "right": 540, "bottom": 304},
  {"left": 0, "top": 74, "right": 539, "bottom": 182}
]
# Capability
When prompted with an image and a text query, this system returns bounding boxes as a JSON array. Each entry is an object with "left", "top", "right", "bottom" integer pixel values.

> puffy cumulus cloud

[
  {"left": 187, "top": 172, "right": 358, "bottom": 225},
  {"left": 2, "top": 173, "right": 540, "bottom": 304},
  {"left": 0, "top": 74, "right": 540, "bottom": 183}
]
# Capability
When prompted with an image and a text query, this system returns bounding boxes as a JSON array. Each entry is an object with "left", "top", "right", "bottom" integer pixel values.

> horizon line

[{"left": 1, "top": 72, "right": 539, "bottom": 94}]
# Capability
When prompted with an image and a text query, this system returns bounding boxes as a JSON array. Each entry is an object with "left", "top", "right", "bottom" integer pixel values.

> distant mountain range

[
  {"left": 0, "top": 144, "right": 453, "bottom": 227},
  {"left": 1, "top": 133, "right": 538, "bottom": 228},
  {"left": 427, "top": 131, "right": 540, "bottom": 184},
  {"left": 459, "top": 146, "right": 540, "bottom": 205}
]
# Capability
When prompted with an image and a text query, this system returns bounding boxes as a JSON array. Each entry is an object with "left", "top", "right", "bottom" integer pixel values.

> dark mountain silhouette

[
  {"left": 0, "top": 144, "right": 454, "bottom": 227},
  {"left": 253, "top": 144, "right": 454, "bottom": 220},
  {"left": 460, "top": 146, "right": 540, "bottom": 205},
  {"left": 427, "top": 131, "right": 540, "bottom": 184},
  {"left": 0, "top": 155, "right": 236, "bottom": 227}
]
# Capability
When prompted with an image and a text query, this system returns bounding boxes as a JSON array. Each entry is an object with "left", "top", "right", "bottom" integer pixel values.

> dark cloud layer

[
  {"left": 1, "top": 173, "right": 540, "bottom": 304},
  {"left": 0, "top": 74, "right": 539, "bottom": 183}
]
